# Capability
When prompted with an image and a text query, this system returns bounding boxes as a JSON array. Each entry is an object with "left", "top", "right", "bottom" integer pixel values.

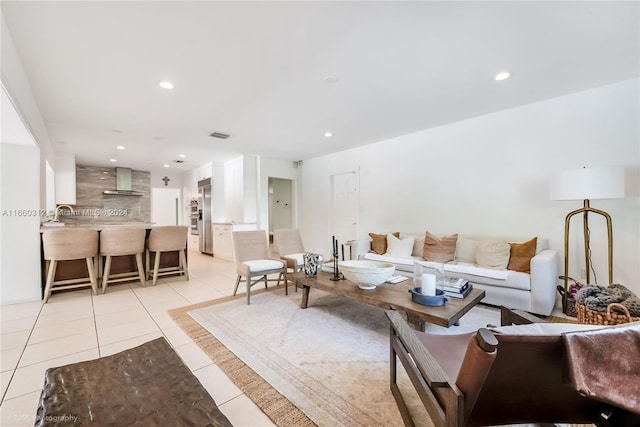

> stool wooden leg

[
  {"left": 135, "top": 253, "right": 146, "bottom": 287},
  {"left": 179, "top": 249, "right": 189, "bottom": 281},
  {"left": 152, "top": 251, "right": 161, "bottom": 286},
  {"left": 86, "top": 257, "right": 98, "bottom": 295},
  {"left": 102, "top": 255, "right": 112, "bottom": 294},
  {"left": 145, "top": 250, "right": 151, "bottom": 280},
  {"left": 43, "top": 260, "right": 58, "bottom": 303}
]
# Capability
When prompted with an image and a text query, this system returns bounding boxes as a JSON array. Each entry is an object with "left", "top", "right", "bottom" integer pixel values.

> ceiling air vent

[
  {"left": 210, "top": 132, "right": 231, "bottom": 139},
  {"left": 173, "top": 159, "right": 184, "bottom": 164}
]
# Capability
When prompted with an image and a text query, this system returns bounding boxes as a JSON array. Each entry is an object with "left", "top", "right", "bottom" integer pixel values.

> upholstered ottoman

[{"left": 35, "top": 337, "right": 232, "bottom": 426}]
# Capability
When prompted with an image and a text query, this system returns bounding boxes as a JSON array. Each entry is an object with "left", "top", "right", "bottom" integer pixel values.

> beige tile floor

[{"left": 0, "top": 248, "right": 277, "bottom": 427}]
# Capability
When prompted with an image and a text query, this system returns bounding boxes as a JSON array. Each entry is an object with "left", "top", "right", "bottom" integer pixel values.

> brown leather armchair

[{"left": 386, "top": 307, "right": 640, "bottom": 426}]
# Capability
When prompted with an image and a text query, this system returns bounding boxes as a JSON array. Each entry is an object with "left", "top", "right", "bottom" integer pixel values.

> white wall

[
  {"left": 0, "top": 144, "right": 42, "bottom": 304},
  {"left": 299, "top": 79, "right": 640, "bottom": 295}
]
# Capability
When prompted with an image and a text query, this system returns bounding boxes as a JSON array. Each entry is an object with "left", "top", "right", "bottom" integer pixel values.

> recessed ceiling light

[
  {"left": 324, "top": 132, "right": 333, "bottom": 138},
  {"left": 495, "top": 71, "right": 511, "bottom": 81},
  {"left": 116, "top": 145, "right": 125, "bottom": 150},
  {"left": 179, "top": 154, "right": 186, "bottom": 158},
  {"left": 324, "top": 76, "right": 339, "bottom": 84},
  {"left": 109, "top": 158, "right": 117, "bottom": 162},
  {"left": 103, "top": 171, "right": 109, "bottom": 175},
  {"left": 163, "top": 164, "right": 170, "bottom": 168},
  {"left": 159, "top": 81, "right": 174, "bottom": 89}
]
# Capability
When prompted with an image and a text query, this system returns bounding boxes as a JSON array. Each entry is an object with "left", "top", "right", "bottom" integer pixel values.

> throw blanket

[{"left": 575, "top": 284, "right": 640, "bottom": 317}]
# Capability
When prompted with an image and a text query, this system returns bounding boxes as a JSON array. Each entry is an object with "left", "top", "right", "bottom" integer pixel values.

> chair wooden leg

[
  {"left": 179, "top": 249, "right": 189, "bottom": 281},
  {"left": 102, "top": 255, "right": 112, "bottom": 294},
  {"left": 86, "top": 257, "right": 98, "bottom": 295},
  {"left": 233, "top": 276, "right": 241, "bottom": 296},
  {"left": 283, "top": 271, "right": 288, "bottom": 295},
  {"left": 246, "top": 277, "right": 252, "bottom": 305},
  {"left": 135, "top": 253, "right": 146, "bottom": 287},
  {"left": 152, "top": 251, "right": 161, "bottom": 286},
  {"left": 43, "top": 260, "right": 58, "bottom": 303}
]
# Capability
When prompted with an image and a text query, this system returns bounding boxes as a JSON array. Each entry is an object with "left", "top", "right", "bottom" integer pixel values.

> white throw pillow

[
  {"left": 475, "top": 239, "right": 510, "bottom": 270},
  {"left": 385, "top": 233, "right": 415, "bottom": 258}
]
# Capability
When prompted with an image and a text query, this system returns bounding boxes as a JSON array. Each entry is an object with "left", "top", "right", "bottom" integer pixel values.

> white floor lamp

[{"left": 551, "top": 167, "right": 625, "bottom": 306}]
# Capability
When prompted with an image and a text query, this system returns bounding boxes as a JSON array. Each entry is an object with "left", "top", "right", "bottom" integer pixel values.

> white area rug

[{"left": 189, "top": 288, "right": 500, "bottom": 427}]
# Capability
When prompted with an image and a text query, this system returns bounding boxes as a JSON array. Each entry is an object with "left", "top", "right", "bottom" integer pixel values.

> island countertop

[{"left": 40, "top": 223, "right": 156, "bottom": 232}]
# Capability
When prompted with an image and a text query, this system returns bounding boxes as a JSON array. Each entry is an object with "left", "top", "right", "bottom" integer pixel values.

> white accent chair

[
  {"left": 232, "top": 230, "right": 287, "bottom": 305},
  {"left": 273, "top": 228, "right": 323, "bottom": 290}
]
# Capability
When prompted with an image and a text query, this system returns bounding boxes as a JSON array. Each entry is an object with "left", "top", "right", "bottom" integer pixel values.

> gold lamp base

[{"left": 562, "top": 199, "right": 614, "bottom": 308}]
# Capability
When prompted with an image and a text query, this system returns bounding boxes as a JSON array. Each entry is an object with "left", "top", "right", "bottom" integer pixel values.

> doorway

[
  {"left": 268, "top": 177, "right": 293, "bottom": 243},
  {"left": 331, "top": 170, "right": 359, "bottom": 244},
  {"left": 151, "top": 188, "right": 180, "bottom": 226}
]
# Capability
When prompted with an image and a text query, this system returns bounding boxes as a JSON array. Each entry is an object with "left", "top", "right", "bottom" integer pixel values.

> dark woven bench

[{"left": 36, "top": 337, "right": 233, "bottom": 426}]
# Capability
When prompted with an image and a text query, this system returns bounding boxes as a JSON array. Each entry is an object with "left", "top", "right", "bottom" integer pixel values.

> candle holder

[
  {"left": 413, "top": 260, "right": 445, "bottom": 294},
  {"left": 330, "top": 236, "right": 346, "bottom": 281}
]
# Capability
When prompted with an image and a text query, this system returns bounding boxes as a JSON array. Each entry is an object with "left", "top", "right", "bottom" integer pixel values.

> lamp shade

[{"left": 550, "top": 167, "right": 625, "bottom": 201}]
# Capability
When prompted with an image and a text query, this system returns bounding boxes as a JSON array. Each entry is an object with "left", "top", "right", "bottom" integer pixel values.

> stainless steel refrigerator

[{"left": 198, "top": 178, "right": 213, "bottom": 255}]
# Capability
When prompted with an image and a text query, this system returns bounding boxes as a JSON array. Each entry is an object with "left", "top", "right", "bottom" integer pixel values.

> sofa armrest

[
  {"left": 529, "top": 249, "right": 559, "bottom": 316},
  {"left": 345, "top": 239, "right": 371, "bottom": 260}
]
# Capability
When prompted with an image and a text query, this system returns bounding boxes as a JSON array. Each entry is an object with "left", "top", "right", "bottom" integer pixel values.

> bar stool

[
  {"left": 42, "top": 228, "right": 99, "bottom": 303},
  {"left": 146, "top": 226, "right": 189, "bottom": 286},
  {"left": 99, "top": 227, "right": 146, "bottom": 294}
]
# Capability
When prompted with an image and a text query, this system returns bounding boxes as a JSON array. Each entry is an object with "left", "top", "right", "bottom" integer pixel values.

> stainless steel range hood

[{"left": 103, "top": 167, "right": 143, "bottom": 196}]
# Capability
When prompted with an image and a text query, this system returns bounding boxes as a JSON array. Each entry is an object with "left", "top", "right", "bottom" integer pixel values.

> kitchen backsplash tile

[{"left": 67, "top": 165, "right": 151, "bottom": 224}]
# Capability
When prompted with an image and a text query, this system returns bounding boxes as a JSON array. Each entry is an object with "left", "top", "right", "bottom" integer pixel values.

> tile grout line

[
  {"left": 91, "top": 288, "right": 101, "bottom": 358},
  {"left": 0, "top": 302, "right": 45, "bottom": 405}
]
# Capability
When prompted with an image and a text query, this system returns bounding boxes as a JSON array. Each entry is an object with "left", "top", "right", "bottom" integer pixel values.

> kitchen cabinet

[
  {"left": 212, "top": 222, "right": 256, "bottom": 261},
  {"left": 54, "top": 153, "right": 76, "bottom": 205}
]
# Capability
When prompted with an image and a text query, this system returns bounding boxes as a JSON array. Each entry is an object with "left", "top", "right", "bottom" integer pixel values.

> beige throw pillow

[
  {"left": 455, "top": 237, "right": 478, "bottom": 264},
  {"left": 369, "top": 232, "right": 399, "bottom": 255},
  {"left": 385, "top": 233, "right": 415, "bottom": 258},
  {"left": 422, "top": 232, "right": 458, "bottom": 263},
  {"left": 507, "top": 237, "right": 538, "bottom": 273},
  {"left": 476, "top": 239, "right": 511, "bottom": 270}
]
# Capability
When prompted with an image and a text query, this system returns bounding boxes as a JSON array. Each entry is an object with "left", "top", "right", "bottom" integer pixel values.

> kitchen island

[{"left": 39, "top": 224, "right": 186, "bottom": 298}]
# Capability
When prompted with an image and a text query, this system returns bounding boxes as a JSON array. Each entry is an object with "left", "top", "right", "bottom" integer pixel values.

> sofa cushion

[
  {"left": 507, "top": 237, "right": 537, "bottom": 273},
  {"left": 369, "top": 232, "right": 399, "bottom": 254},
  {"left": 423, "top": 232, "right": 458, "bottom": 263},
  {"left": 476, "top": 239, "right": 510, "bottom": 270},
  {"left": 363, "top": 252, "right": 414, "bottom": 266},
  {"left": 455, "top": 237, "right": 478, "bottom": 264},
  {"left": 385, "top": 233, "right": 415, "bottom": 258},
  {"left": 401, "top": 232, "right": 426, "bottom": 257}
]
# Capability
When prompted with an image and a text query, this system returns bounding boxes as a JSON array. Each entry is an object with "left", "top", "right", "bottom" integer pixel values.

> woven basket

[{"left": 576, "top": 302, "right": 640, "bottom": 325}]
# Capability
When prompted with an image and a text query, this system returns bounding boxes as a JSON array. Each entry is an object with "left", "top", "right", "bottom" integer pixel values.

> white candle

[{"left": 421, "top": 273, "right": 436, "bottom": 296}]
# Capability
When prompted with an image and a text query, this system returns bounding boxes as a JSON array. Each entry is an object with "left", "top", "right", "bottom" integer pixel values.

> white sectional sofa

[{"left": 349, "top": 232, "right": 559, "bottom": 316}]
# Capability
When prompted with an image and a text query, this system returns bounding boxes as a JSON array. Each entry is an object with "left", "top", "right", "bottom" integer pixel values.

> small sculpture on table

[{"left": 330, "top": 236, "right": 346, "bottom": 281}]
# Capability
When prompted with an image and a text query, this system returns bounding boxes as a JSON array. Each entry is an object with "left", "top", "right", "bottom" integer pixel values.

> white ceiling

[{"left": 1, "top": 1, "right": 638, "bottom": 172}]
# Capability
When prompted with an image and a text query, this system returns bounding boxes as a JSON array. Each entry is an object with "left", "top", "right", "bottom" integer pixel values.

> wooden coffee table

[{"left": 293, "top": 271, "right": 485, "bottom": 330}]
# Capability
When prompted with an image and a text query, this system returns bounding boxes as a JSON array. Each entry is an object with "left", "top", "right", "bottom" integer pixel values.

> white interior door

[
  {"left": 151, "top": 188, "right": 180, "bottom": 225},
  {"left": 331, "top": 171, "right": 359, "bottom": 245}
]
